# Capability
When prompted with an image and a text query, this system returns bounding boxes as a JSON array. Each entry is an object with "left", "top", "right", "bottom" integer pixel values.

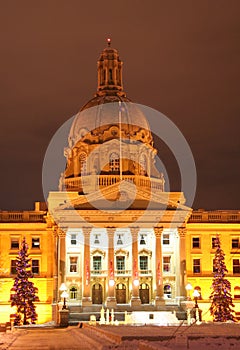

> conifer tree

[
  {"left": 10, "top": 237, "right": 39, "bottom": 325},
  {"left": 209, "top": 235, "right": 235, "bottom": 322}
]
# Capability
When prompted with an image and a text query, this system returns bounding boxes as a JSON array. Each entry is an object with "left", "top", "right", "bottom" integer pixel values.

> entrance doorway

[
  {"left": 92, "top": 283, "right": 103, "bottom": 304},
  {"left": 139, "top": 283, "right": 149, "bottom": 304},
  {"left": 116, "top": 283, "right": 126, "bottom": 304}
]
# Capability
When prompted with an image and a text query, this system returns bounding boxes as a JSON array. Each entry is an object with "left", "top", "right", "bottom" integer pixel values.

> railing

[
  {"left": 139, "top": 269, "right": 152, "bottom": 275},
  {"left": 189, "top": 211, "right": 240, "bottom": 223},
  {"left": 90, "top": 270, "right": 108, "bottom": 276},
  {"left": 63, "top": 174, "right": 164, "bottom": 193},
  {"left": 0, "top": 211, "right": 46, "bottom": 222},
  {"left": 115, "top": 270, "right": 131, "bottom": 276}
]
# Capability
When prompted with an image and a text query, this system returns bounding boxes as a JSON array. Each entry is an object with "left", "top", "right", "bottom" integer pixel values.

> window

[
  {"left": 11, "top": 238, "right": 19, "bottom": 249},
  {"left": 233, "top": 259, "right": 240, "bottom": 274},
  {"left": 232, "top": 238, "right": 239, "bottom": 249},
  {"left": 109, "top": 152, "right": 120, "bottom": 172},
  {"left": 163, "top": 234, "right": 170, "bottom": 245},
  {"left": 70, "top": 286, "right": 78, "bottom": 300},
  {"left": 79, "top": 153, "right": 87, "bottom": 175},
  {"left": 32, "top": 238, "right": 40, "bottom": 249},
  {"left": 11, "top": 260, "right": 17, "bottom": 274},
  {"left": 164, "top": 285, "right": 172, "bottom": 298},
  {"left": 32, "top": 260, "right": 39, "bottom": 275},
  {"left": 93, "top": 256, "right": 101, "bottom": 273},
  {"left": 140, "top": 234, "right": 146, "bottom": 245},
  {"left": 212, "top": 237, "right": 217, "bottom": 249},
  {"left": 69, "top": 257, "right": 78, "bottom": 273},
  {"left": 192, "top": 237, "right": 200, "bottom": 249},
  {"left": 139, "top": 256, "right": 148, "bottom": 273},
  {"left": 193, "top": 259, "right": 201, "bottom": 273},
  {"left": 163, "top": 256, "right": 171, "bottom": 272},
  {"left": 234, "top": 287, "right": 240, "bottom": 299},
  {"left": 116, "top": 256, "right": 125, "bottom": 273},
  {"left": 71, "top": 234, "right": 77, "bottom": 245}
]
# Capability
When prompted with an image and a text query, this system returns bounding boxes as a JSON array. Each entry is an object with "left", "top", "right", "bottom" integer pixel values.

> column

[
  {"left": 106, "top": 227, "right": 117, "bottom": 308},
  {"left": 154, "top": 226, "right": 164, "bottom": 306},
  {"left": 52, "top": 225, "right": 59, "bottom": 303},
  {"left": 178, "top": 226, "right": 187, "bottom": 298},
  {"left": 58, "top": 228, "right": 66, "bottom": 286},
  {"left": 130, "top": 227, "right": 141, "bottom": 306},
  {"left": 82, "top": 227, "right": 92, "bottom": 306}
]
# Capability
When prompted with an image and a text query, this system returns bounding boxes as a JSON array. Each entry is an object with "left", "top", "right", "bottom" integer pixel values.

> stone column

[
  {"left": 130, "top": 227, "right": 141, "bottom": 306},
  {"left": 178, "top": 226, "right": 187, "bottom": 298},
  {"left": 106, "top": 227, "right": 117, "bottom": 308},
  {"left": 82, "top": 227, "right": 92, "bottom": 306},
  {"left": 154, "top": 226, "right": 164, "bottom": 306},
  {"left": 51, "top": 225, "right": 59, "bottom": 324},
  {"left": 58, "top": 228, "right": 66, "bottom": 286}
]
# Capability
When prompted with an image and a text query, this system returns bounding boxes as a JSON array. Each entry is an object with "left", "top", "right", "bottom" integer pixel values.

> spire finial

[{"left": 107, "top": 38, "right": 111, "bottom": 47}]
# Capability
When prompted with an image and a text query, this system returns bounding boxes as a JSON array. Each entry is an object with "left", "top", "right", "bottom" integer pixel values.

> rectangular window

[
  {"left": 93, "top": 256, "right": 102, "bottom": 273},
  {"left": 163, "top": 256, "right": 171, "bottom": 272},
  {"left": 32, "top": 238, "right": 40, "bottom": 249},
  {"left": 71, "top": 234, "right": 77, "bottom": 245},
  {"left": 192, "top": 237, "right": 200, "bottom": 249},
  {"left": 139, "top": 256, "right": 148, "bottom": 272},
  {"left": 193, "top": 259, "right": 201, "bottom": 273},
  {"left": 232, "top": 238, "right": 239, "bottom": 249},
  {"left": 11, "top": 238, "right": 19, "bottom": 249},
  {"left": 233, "top": 259, "right": 240, "bottom": 274},
  {"left": 11, "top": 260, "right": 17, "bottom": 274},
  {"left": 69, "top": 257, "right": 78, "bottom": 273},
  {"left": 212, "top": 237, "right": 217, "bottom": 249},
  {"left": 163, "top": 234, "right": 170, "bottom": 245},
  {"left": 116, "top": 256, "right": 125, "bottom": 273},
  {"left": 32, "top": 259, "right": 40, "bottom": 275}
]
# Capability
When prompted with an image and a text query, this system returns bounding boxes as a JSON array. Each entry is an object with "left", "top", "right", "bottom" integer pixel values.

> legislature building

[{"left": 0, "top": 42, "right": 240, "bottom": 324}]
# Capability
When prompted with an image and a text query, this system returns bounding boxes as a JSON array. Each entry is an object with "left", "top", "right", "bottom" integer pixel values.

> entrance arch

[
  {"left": 139, "top": 283, "right": 149, "bottom": 304},
  {"left": 92, "top": 283, "right": 103, "bottom": 304},
  {"left": 116, "top": 283, "right": 126, "bottom": 304}
]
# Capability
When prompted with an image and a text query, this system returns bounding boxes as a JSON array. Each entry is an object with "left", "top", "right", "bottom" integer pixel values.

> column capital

[
  {"left": 154, "top": 226, "right": 163, "bottom": 238},
  {"left": 178, "top": 226, "right": 187, "bottom": 237},
  {"left": 58, "top": 227, "right": 67, "bottom": 238},
  {"left": 130, "top": 226, "right": 139, "bottom": 239},
  {"left": 82, "top": 227, "right": 92, "bottom": 235},
  {"left": 106, "top": 227, "right": 116, "bottom": 236}
]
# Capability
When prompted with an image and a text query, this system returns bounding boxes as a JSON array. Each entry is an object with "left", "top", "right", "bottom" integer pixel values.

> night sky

[{"left": 0, "top": 0, "right": 239, "bottom": 211}]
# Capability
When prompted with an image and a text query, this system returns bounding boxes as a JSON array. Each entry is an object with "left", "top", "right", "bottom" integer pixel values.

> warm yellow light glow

[
  {"left": 109, "top": 279, "right": 115, "bottom": 287},
  {"left": 133, "top": 279, "right": 139, "bottom": 287}
]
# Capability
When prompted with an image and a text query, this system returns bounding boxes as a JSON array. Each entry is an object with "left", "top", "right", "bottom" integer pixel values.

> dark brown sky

[{"left": 0, "top": 0, "right": 239, "bottom": 210}]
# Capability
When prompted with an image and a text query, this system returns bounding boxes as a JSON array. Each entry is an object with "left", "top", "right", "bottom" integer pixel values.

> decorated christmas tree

[
  {"left": 209, "top": 235, "right": 235, "bottom": 322},
  {"left": 10, "top": 237, "right": 39, "bottom": 325}
]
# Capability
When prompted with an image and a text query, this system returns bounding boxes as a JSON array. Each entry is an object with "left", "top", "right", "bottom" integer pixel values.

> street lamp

[
  {"left": 59, "top": 283, "right": 68, "bottom": 310},
  {"left": 185, "top": 283, "right": 193, "bottom": 300},
  {"left": 192, "top": 289, "right": 200, "bottom": 308}
]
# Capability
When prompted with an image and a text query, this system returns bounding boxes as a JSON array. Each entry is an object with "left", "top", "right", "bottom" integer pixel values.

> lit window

[
  {"left": 212, "top": 237, "right": 217, "bottom": 249},
  {"left": 232, "top": 238, "right": 239, "bottom": 249},
  {"left": 192, "top": 237, "right": 200, "bottom": 249},
  {"left": 32, "top": 260, "right": 40, "bottom": 275},
  {"left": 71, "top": 234, "right": 77, "bottom": 245},
  {"left": 234, "top": 287, "right": 240, "bottom": 299},
  {"left": 109, "top": 152, "right": 120, "bottom": 172},
  {"left": 233, "top": 259, "right": 240, "bottom": 274},
  {"left": 139, "top": 256, "right": 148, "bottom": 273},
  {"left": 70, "top": 257, "right": 78, "bottom": 273},
  {"left": 70, "top": 286, "right": 78, "bottom": 300},
  {"left": 11, "top": 238, "right": 19, "bottom": 249},
  {"left": 163, "top": 234, "right": 170, "bottom": 245},
  {"left": 193, "top": 259, "right": 201, "bottom": 273},
  {"left": 11, "top": 260, "right": 17, "bottom": 274},
  {"left": 163, "top": 256, "right": 171, "bottom": 272},
  {"left": 164, "top": 284, "right": 171, "bottom": 298},
  {"left": 93, "top": 256, "right": 101, "bottom": 273},
  {"left": 32, "top": 238, "right": 40, "bottom": 249},
  {"left": 116, "top": 256, "right": 125, "bottom": 273}
]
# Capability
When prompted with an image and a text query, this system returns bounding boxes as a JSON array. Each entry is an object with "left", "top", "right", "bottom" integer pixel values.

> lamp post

[
  {"left": 192, "top": 289, "right": 200, "bottom": 308},
  {"left": 185, "top": 283, "right": 193, "bottom": 300},
  {"left": 59, "top": 283, "right": 68, "bottom": 310},
  {"left": 192, "top": 289, "right": 201, "bottom": 324}
]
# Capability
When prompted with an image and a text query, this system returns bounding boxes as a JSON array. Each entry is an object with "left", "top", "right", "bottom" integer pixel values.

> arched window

[
  {"left": 109, "top": 152, "right": 120, "bottom": 173},
  {"left": 69, "top": 286, "right": 78, "bottom": 300},
  {"left": 164, "top": 284, "right": 172, "bottom": 299},
  {"left": 234, "top": 286, "right": 240, "bottom": 299},
  {"left": 79, "top": 153, "right": 87, "bottom": 175}
]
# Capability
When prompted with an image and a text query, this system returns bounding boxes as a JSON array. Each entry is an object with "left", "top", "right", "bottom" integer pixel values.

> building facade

[{"left": 0, "top": 43, "right": 239, "bottom": 323}]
